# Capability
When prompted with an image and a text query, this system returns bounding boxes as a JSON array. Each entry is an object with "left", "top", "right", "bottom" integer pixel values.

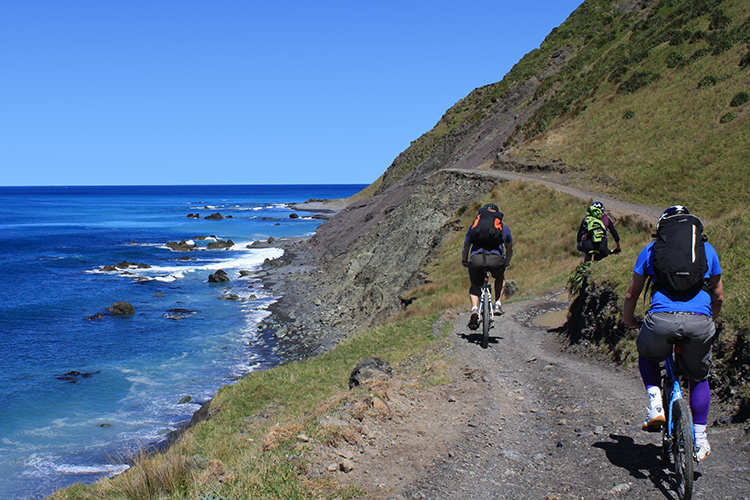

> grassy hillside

[{"left": 384, "top": 0, "right": 750, "bottom": 397}]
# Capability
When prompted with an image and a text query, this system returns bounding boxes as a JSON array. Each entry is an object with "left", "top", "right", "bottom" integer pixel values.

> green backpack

[{"left": 585, "top": 206, "right": 606, "bottom": 243}]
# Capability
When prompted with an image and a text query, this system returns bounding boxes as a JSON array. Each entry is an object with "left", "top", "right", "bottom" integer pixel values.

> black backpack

[
  {"left": 651, "top": 214, "right": 708, "bottom": 296},
  {"left": 468, "top": 208, "right": 504, "bottom": 249}
]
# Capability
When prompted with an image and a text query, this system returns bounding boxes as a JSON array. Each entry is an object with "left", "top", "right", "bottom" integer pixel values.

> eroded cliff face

[{"left": 308, "top": 169, "right": 503, "bottom": 332}]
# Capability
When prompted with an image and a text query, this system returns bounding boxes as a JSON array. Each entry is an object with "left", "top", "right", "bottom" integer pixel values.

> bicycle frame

[{"left": 478, "top": 271, "right": 493, "bottom": 348}]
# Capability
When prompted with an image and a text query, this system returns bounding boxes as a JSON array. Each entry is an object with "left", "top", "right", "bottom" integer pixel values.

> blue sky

[{"left": 1, "top": 1, "right": 583, "bottom": 186}]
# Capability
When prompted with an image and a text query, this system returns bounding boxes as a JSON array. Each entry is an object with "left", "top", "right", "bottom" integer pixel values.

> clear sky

[{"left": 1, "top": 1, "right": 583, "bottom": 186}]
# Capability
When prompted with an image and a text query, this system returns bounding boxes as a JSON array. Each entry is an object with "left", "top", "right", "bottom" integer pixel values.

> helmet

[
  {"left": 482, "top": 203, "right": 499, "bottom": 212},
  {"left": 656, "top": 205, "right": 690, "bottom": 231},
  {"left": 592, "top": 201, "right": 604, "bottom": 210},
  {"left": 659, "top": 205, "right": 690, "bottom": 222}
]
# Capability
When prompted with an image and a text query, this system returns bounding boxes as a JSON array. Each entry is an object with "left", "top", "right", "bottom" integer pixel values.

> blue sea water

[{"left": 0, "top": 184, "right": 365, "bottom": 500}]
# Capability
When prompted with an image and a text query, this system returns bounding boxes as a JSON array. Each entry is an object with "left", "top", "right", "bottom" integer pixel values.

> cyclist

[
  {"left": 461, "top": 203, "right": 513, "bottom": 329},
  {"left": 576, "top": 201, "right": 621, "bottom": 262},
  {"left": 622, "top": 205, "right": 723, "bottom": 461}
]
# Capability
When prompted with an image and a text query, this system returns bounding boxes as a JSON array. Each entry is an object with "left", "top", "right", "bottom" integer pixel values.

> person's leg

[
  {"left": 680, "top": 314, "right": 715, "bottom": 460},
  {"left": 467, "top": 261, "right": 484, "bottom": 329},
  {"left": 486, "top": 256, "right": 506, "bottom": 315},
  {"left": 689, "top": 378, "right": 711, "bottom": 459},
  {"left": 636, "top": 313, "right": 677, "bottom": 430}
]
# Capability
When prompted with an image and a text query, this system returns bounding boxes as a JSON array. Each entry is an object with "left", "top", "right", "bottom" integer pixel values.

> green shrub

[
  {"left": 690, "top": 48, "right": 711, "bottom": 61},
  {"left": 623, "top": 110, "right": 635, "bottom": 120},
  {"left": 730, "top": 91, "right": 750, "bottom": 107},
  {"left": 709, "top": 10, "right": 732, "bottom": 30},
  {"left": 741, "top": 51, "right": 750, "bottom": 68},
  {"left": 697, "top": 75, "right": 719, "bottom": 88},
  {"left": 617, "top": 71, "right": 661, "bottom": 94},
  {"left": 720, "top": 112, "right": 736, "bottom": 123},
  {"left": 665, "top": 51, "right": 689, "bottom": 68}
]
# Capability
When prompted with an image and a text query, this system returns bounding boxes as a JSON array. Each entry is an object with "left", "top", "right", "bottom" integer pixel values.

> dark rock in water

[
  {"left": 186, "top": 213, "right": 201, "bottom": 219},
  {"left": 108, "top": 301, "right": 135, "bottom": 315},
  {"left": 57, "top": 370, "right": 101, "bottom": 383},
  {"left": 208, "top": 269, "right": 230, "bottom": 283},
  {"left": 207, "top": 239, "right": 234, "bottom": 250},
  {"left": 86, "top": 312, "right": 105, "bottom": 321},
  {"left": 178, "top": 395, "right": 192, "bottom": 404},
  {"left": 289, "top": 213, "right": 299, "bottom": 219},
  {"left": 349, "top": 357, "right": 392, "bottom": 389},
  {"left": 219, "top": 293, "right": 241, "bottom": 301},
  {"left": 167, "top": 239, "right": 197, "bottom": 251},
  {"left": 163, "top": 308, "right": 196, "bottom": 320},
  {"left": 204, "top": 212, "right": 225, "bottom": 220},
  {"left": 100, "top": 261, "right": 151, "bottom": 272}
]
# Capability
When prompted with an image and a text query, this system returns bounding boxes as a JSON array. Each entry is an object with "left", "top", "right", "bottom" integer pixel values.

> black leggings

[{"left": 468, "top": 253, "right": 506, "bottom": 301}]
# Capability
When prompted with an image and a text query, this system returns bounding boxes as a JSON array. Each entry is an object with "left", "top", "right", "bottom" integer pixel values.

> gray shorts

[{"left": 636, "top": 312, "right": 715, "bottom": 381}]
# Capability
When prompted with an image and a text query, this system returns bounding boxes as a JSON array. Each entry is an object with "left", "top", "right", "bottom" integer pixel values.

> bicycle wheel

[
  {"left": 672, "top": 398, "right": 694, "bottom": 500},
  {"left": 481, "top": 292, "right": 491, "bottom": 349}
]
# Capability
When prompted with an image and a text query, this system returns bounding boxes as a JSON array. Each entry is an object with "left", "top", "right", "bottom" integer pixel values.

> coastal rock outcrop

[
  {"left": 108, "top": 301, "right": 135, "bottom": 315},
  {"left": 206, "top": 239, "right": 234, "bottom": 250},
  {"left": 167, "top": 239, "right": 197, "bottom": 251},
  {"left": 100, "top": 261, "right": 151, "bottom": 272},
  {"left": 208, "top": 270, "right": 230, "bottom": 283}
]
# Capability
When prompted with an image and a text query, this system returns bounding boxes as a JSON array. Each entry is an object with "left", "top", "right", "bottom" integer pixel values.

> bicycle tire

[
  {"left": 481, "top": 292, "right": 491, "bottom": 349},
  {"left": 672, "top": 398, "right": 694, "bottom": 500}
]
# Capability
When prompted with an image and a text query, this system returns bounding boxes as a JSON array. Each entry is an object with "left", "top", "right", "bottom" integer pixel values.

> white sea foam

[
  {"left": 88, "top": 246, "right": 283, "bottom": 282},
  {"left": 24, "top": 454, "right": 130, "bottom": 477}
]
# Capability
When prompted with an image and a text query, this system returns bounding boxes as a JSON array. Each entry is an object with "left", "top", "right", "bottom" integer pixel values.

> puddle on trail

[
  {"left": 533, "top": 292, "right": 571, "bottom": 328},
  {"left": 533, "top": 309, "right": 568, "bottom": 328}
]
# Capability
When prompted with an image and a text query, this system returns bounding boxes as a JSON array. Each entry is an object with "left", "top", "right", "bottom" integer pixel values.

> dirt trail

[
  {"left": 445, "top": 166, "right": 664, "bottom": 224},
  {"left": 329, "top": 298, "right": 749, "bottom": 500},
  {"left": 313, "top": 169, "right": 749, "bottom": 499}
]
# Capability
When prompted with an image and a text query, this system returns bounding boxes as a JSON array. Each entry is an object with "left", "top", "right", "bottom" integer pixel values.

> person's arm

[
  {"left": 504, "top": 240, "right": 513, "bottom": 267},
  {"left": 622, "top": 272, "right": 647, "bottom": 328},
  {"left": 607, "top": 218, "right": 621, "bottom": 249},
  {"left": 462, "top": 241, "right": 471, "bottom": 267},
  {"left": 708, "top": 274, "right": 723, "bottom": 320}
]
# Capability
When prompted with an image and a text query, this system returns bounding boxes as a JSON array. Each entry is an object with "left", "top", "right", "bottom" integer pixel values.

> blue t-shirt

[
  {"left": 633, "top": 241, "right": 721, "bottom": 316},
  {"left": 465, "top": 224, "right": 513, "bottom": 257}
]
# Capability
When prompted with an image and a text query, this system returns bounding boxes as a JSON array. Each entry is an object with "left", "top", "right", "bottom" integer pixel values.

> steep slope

[{"left": 306, "top": 0, "right": 749, "bottom": 414}]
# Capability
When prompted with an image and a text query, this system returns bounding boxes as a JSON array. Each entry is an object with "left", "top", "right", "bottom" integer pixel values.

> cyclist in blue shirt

[
  {"left": 622, "top": 205, "right": 723, "bottom": 461},
  {"left": 461, "top": 203, "right": 513, "bottom": 329}
]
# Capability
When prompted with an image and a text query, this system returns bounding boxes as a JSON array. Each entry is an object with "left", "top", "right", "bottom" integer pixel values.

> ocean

[{"left": 0, "top": 184, "right": 365, "bottom": 500}]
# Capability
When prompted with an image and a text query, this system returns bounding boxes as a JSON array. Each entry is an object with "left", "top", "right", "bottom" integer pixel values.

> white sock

[
  {"left": 471, "top": 306, "right": 478, "bottom": 312},
  {"left": 647, "top": 386, "right": 662, "bottom": 410},
  {"left": 695, "top": 424, "right": 707, "bottom": 445}
]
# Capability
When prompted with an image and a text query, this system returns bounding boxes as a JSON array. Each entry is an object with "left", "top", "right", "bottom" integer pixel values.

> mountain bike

[
  {"left": 478, "top": 270, "right": 493, "bottom": 348},
  {"left": 661, "top": 339, "right": 695, "bottom": 500}
]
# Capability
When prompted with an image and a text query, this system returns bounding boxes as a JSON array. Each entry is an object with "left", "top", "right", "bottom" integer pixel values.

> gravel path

[{"left": 328, "top": 296, "right": 749, "bottom": 499}]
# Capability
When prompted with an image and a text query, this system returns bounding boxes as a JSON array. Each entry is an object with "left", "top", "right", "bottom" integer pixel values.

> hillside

[{"left": 305, "top": 0, "right": 748, "bottom": 413}]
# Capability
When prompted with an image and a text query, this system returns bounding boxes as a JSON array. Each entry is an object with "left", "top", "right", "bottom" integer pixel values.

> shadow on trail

[
  {"left": 593, "top": 434, "right": 702, "bottom": 500},
  {"left": 457, "top": 330, "right": 502, "bottom": 348}
]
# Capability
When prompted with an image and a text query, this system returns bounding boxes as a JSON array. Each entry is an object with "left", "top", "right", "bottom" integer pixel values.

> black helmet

[
  {"left": 656, "top": 205, "right": 690, "bottom": 231},
  {"left": 659, "top": 205, "right": 690, "bottom": 222},
  {"left": 482, "top": 203, "right": 499, "bottom": 212}
]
